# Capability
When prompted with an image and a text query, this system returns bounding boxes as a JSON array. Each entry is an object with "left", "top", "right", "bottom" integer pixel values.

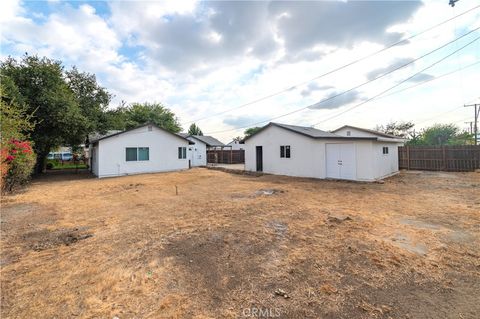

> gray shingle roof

[
  {"left": 189, "top": 135, "right": 225, "bottom": 147},
  {"left": 88, "top": 130, "right": 122, "bottom": 143},
  {"left": 244, "top": 122, "right": 382, "bottom": 141},
  {"left": 272, "top": 123, "right": 339, "bottom": 138}
]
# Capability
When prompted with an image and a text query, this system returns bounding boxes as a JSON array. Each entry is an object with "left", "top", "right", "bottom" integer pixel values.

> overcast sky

[{"left": 1, "top": 0, "right": 479, "bottom": 142}]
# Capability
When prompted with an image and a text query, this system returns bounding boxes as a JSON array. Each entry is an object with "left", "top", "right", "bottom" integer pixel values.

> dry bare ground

[{"left": 1, "top": 168, "right": 479, "bottom": 318}]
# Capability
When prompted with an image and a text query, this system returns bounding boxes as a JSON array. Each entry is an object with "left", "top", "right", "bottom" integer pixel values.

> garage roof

[
  {"left": 244, "top": 122, "right": 378, "bottom": 141},
  {"left": 332, "top": 125, "right": 401, "bottom": 139}
]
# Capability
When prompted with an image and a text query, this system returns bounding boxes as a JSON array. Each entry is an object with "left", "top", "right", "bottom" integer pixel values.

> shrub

[
  {"left": 46, "top": 162, "right": 54, "bottom": 170},
  {"left": 1, "top": 139, "right": 36, "bottom": 192}
]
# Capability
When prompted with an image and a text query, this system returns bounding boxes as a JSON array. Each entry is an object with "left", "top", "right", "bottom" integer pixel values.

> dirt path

[{"left": 1, "top": 169, "right": 479, "bottom": 318}]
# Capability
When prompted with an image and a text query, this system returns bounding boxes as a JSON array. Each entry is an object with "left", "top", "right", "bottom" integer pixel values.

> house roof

[
  {"left": 89, "top": 123, "right": 193, "bottom": 144},
  {"left": 332, "top": 125, "right": 401, "bottom": 139},
  {"left": 88, "top": 130, "right": 122, "bottom": 143},
  {"left": 187, "top": 135, "right": 225, "bottom": 147},
  {"left": 244, "top": 122, "right": 378, "bottom": 141}
]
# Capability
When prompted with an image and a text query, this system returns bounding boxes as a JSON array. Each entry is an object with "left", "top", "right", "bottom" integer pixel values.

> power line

[
  {"left": 377, "top": 60, "right": 480, "bottom": 100},
  {"left": 205, "top": 27, "right": 480, "bottom": 134},
  {"left": 311, "top": 35, "right": 480, "bottom": 126},
  {"left": 182, "top": 4, "right": 480, "bottom": 126}
]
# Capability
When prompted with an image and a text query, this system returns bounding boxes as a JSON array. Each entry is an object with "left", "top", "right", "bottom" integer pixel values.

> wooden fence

[
  {"left": 207, "top": 150, "right": 245, "bottom": 164},
  {"left": 398, "top": 145, "right": 480, "bottom": 172}
]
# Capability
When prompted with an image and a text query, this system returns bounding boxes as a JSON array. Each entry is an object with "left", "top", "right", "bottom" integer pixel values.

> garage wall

[
  {"left": 245, "top": 126, "right": 379, "bottom": 180},
  {"left": 373, "top": 142, "right": 401, "bottom": 179},
  {"left": 245, "top": 125, "right": 324, "bottom": 178},
  {"left": 97, "top": 126, "right": 189, "bottom": 178}
]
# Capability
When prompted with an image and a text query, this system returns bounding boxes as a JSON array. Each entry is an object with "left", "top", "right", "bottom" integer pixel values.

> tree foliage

[
  {"left": 105, "top": 102, "right": 182, "bottom": 133},
  {"left": 375, "top": 121, "right": 415, "bottom": 138},
  {"left": 417, "top": 124, "right": 472, "bottom": 145},
  {"left": 244, "top": 126, "right": 262, "bottom": 137},
  {"left": 1, "top": 54, "right": 115, "bottom": 173},
  {"left": 188, "top": 123, "right": 203, "bottom": 136}
]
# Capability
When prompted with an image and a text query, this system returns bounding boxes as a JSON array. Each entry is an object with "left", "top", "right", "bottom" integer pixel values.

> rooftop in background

[
  {"left": 88, "top": 130, "right": 122, "bottom": 143},
  {"left": 180, "top": 134, "right": 225, "bottom": 147}
]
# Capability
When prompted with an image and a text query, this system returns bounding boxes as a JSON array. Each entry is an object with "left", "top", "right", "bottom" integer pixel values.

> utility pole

[
  {"left": 464, "top": 121, "right": 473, "bottom": 134},
  {"left": 464, "top": 104, "right": 480, "bottom": 145}
]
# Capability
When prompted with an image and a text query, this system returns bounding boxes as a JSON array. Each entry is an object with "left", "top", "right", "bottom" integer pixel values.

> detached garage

[{"left": 244, "top": 122, "right": 404, "bottom": 182}]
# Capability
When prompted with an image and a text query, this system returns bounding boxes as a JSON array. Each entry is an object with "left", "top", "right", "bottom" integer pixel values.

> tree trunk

[{"left": 35, "top": 152, "right": 48, "bottom": 174}]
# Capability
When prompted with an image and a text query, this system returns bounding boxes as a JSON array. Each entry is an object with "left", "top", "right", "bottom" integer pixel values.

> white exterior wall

[
  {"left": 90, "top": 143, "right": 99, "bottom": 176},
  {"left": 334, "top": 127, "right": 380, "bottom": 138},
  {"left": 227, "top": 141, "right": 245, "bottom": 150},
  {"left": 245, "top": 125, "right": 324, "bottom": 178},
  {"left": 245, "top": 125, "right": 401, "bottom": 181},
  {"left": 186, "top": 137, "right": 207, "bottom": 166},
  {"left": 372, "top": 141, "right": 401, "bottom": 179},
  {"left": 93, "top": 126, "right": 189, "bottom": 178}
]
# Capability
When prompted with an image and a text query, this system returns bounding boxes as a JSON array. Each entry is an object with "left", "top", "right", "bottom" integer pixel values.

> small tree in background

[
  {"left": 244, "top": 126, "right": 262, "bottom": 137},
  {"left": 375, "top": 121, "right": 415, "bottom": 138},
  {"left": 188, "top": 123, "right": 203, "bottom": 136}
]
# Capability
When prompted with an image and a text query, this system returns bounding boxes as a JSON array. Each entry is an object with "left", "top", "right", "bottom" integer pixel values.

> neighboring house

[
  {"left": 227, "top": 140, "right": 244, "bottom": 150},
  {"left": 188, "top": 135, "right": 225, "bottom": 150},
  {"left": 177, "top": 133, "right": 208, "bottom": 167},
  {"left": 89, "top": 123, "right": 193, "bottom": 178},
  {"left": 244, "top": 122, "right": 404, "bottom": 182}
]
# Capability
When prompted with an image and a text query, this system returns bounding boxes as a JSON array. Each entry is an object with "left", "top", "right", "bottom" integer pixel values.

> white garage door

[{"left": 326, "top": 143, "right": 356, "bottom": 180}]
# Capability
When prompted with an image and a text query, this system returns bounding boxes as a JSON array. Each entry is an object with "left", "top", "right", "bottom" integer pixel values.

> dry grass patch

[{"left": 1, "top": 168, "right": 479, "bottom": 318}]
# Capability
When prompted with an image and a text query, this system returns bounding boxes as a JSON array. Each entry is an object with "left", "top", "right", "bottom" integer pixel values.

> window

[
  {"left": 138, "top": 147, "right": 149, "bottom": 161},
  {"left": 178, "top": 147, "right": 186, "bottom": 159},
  {"left": 280, "top": 145, "right": 291, "bottom": 158},
  {"left": 383, "top": 146, "right": 389, "bottom": 155},
  {"left": 346, "top": 131, "right": 351, "bottom": 136},
  {"left": 126, "top": 148, "right": 137, "bottom": 161},
  {"left": 126, "top": 147, "right": 149, "bottom": 161}
]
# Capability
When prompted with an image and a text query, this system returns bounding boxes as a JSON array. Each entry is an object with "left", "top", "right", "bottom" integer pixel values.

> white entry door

[{"left": 326, "top": 143, "right": 356, "bottom": 180}]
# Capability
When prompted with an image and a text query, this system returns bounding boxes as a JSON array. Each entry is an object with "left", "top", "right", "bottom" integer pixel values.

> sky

[{"left": 1, "top": 0, "right": 479, "bottom": 142}]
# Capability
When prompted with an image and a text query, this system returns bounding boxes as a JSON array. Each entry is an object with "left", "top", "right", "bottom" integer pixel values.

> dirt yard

[{"left": 1, "top": 168, "right": 479, "bottom": 318}]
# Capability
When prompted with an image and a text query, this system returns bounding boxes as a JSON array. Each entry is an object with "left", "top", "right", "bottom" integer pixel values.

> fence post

[
  {"left": 406, "top": 146, "right": 410, "bottom": 170},
  {"left": 442, "top": 146, "right": 446, "bottom": 170}
]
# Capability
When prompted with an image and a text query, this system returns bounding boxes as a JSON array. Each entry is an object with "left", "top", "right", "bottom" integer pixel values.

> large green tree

[
  {"left": 419, "top": 124, "right": 472, "bottom": 145},
  {"left": 1, "top": 55, "right": 88, "bottom": 173},
  {"left": 65, "top": 67, "right": 112, "bottom": 138},
  {"left": 106, "top": 102, "right": 181, "bottom": 133},
  {"left": 188, "top": 123, "right": 203, "bottom": 136}
]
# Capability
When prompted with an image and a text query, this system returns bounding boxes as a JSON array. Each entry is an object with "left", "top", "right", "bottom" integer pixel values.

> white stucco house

[
  {"left": 244, "top": 122, "right": 404, "bottom": 182},
  {"left": 226, "top": 139, "right": 245, "bottom": 150},
  {"left": 177, "top": 133, "right": 208, "bottom": 167},
  {"left": 89, "top": 123, "right": 193, "bottom": 178}
]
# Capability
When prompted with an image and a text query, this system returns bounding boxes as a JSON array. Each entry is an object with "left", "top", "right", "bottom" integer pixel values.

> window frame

[
  {"left": 126, "top": 147, "right": 138, "bottom": 162},
  {"left": 280, "top": 145, "right": 291, "bottom": 158},
  {"left": 126, "top": 147, "right": 149, "bottom": 162},
  {"left": 178, "top": 146, "right": 187, "bottom": 159},
  {"left": 382, "top": 146, "right": 389, "bottom": 155},
  {"left": 138, "top": 147, "right": 149, "bottom": 161}
]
